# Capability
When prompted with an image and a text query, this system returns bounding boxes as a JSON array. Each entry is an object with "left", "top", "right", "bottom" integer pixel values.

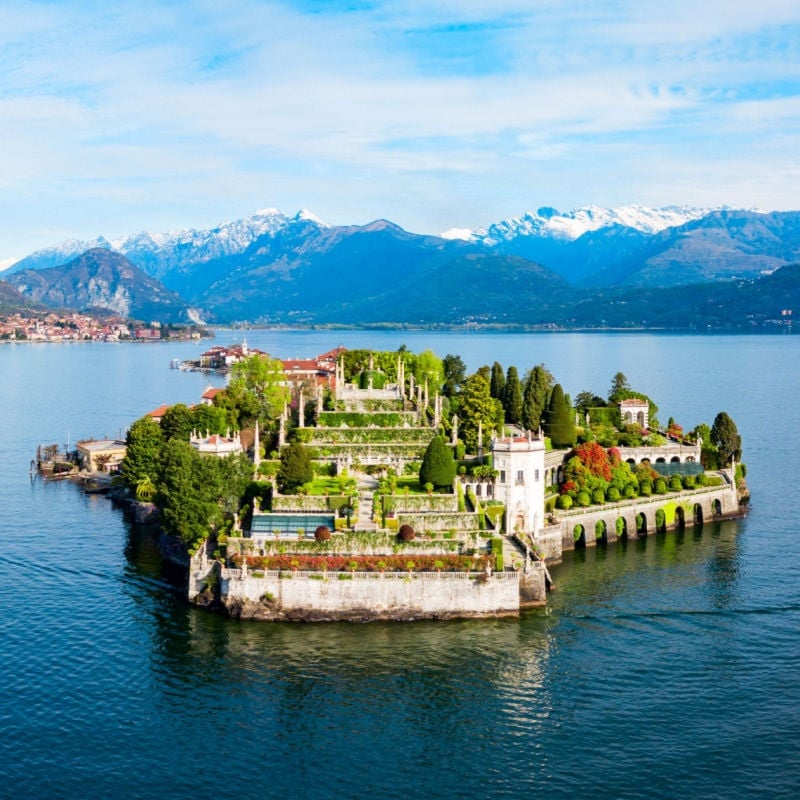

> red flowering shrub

[
  {"left": 574, "top": 441, "right": 612, "bottom": 482},
  {"left": 231, "top": 553, "right": 488, "bottom": 573}
]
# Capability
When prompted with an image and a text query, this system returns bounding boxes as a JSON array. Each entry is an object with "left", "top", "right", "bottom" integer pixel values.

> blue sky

[{"left": 1, "top": 0, "right": 800, "bottom": 263}]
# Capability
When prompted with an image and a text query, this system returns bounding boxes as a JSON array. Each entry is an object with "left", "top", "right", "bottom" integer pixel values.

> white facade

[{"left": 491, "top": 434, "right": 546, "bottom": 536}]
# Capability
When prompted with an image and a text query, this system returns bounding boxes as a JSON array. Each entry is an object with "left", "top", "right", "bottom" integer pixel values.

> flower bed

[{"left": 230, "top": 553, "right": 491, "bottom": 573}]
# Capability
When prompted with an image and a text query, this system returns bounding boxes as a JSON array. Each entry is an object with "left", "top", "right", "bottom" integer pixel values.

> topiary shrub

[
  {"left": 654, "top": 478, "right": 668, "bottom": 494},
  {"left": 420, "top": 435, "right": 456, "bottom": 489},
  {"left": 557, "top": 494, "right": 573, "bottom": 510},
  {"left": 669, "top": 476, "right": 683, "bottom": 492},
  {"left": 682, "top": 474, "right": 696, "bottom": 489},
  {"left": 695, "top": 472, "right": 708, "bottom": 486},
  {"left": 640, "top": 480, "right": 652, "bottom": 496},
  {"left": 576, "top": 491, "right": 591, "bottom": 507},
  {"left": 398, "top": 524, "right": 415, "bottom": 542},
  {"left": 606, "top": 486, "right": 621, "bottom": 502},
  {"left": 624, "top": 484, "right": 637, "bottom": 499},
  {"left": 314, "top": 525, "right": 331, "bottom": 542},
  {"left": 592, "top": 488, "right": 605, "bottom": 504}
]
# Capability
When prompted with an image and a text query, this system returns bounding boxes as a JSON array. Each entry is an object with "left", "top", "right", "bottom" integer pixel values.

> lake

[{"left": 1, "top": 331, "right": 799, "bottom": 799}]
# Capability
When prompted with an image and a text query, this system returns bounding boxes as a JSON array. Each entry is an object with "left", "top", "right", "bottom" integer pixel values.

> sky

[{"left": 1, "top": 0, "right": 800, "bottom": 264}]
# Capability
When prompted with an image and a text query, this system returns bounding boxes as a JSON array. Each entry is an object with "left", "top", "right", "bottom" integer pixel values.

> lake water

[{"left": 2, "top": 331, "right": 799, "bottom": 799}]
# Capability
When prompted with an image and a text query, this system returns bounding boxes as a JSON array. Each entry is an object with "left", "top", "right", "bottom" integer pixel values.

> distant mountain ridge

[{"left": 4, "top": 203, "right": 800, "bottom": 329}]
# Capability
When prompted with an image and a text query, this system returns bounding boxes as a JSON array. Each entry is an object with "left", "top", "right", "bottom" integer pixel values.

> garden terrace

[
  {"left": 310, "top": 443, "right": 430, "bottom": 462},
  {"left": 226, "top": 532, "right": 473, "bottom": 558},
  {"left": 396, "top": 511, "right": 482, "bottom": 533},
  {"left": 299, "top": 426, "right": 435, "bottom": 444},
  {"left": 317, "top": 411, "right": 420, "bottom": 428},
  {"left": 388, "top": 494, "right": 460, "bottom": 513},
  {"left": 271, "top": 495, "right": 352, "bottom": 513}
]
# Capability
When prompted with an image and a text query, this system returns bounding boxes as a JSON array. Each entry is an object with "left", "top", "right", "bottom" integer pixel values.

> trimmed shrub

[
  {"left": 314, "top": 525, "right": 331, "bottom": 542},
  {"left": 624, "top": 484, "right": 637, "bottom": 499},
  {"left": 682, "top": 475, "right": 696, "bottom": 489},
  {"left": 669, "top": 476, "right": 683, "bottom": 492},
  {"left": 557, "top": 494, "right": 573, "bottom": 510},
  {"left": 606, "top": 486, "right": 621, "bottom": 502},
  {"left": 640, "top": 480, "right": 652, "bottom": 496},
  {"left": 576, "top": 491, "right": 591, "bottom": 507},
  {"left": 419, "top": 435, "right": 457, "bottom": 489},
  {"left": 654, "top": 478, "right": 668, "bottom": 495},
  {"left": 592, "top": 488, "right": 605, "bottom": 504},
  {"left": 398, "top": 524, "right": 415, "bottom": 542}
]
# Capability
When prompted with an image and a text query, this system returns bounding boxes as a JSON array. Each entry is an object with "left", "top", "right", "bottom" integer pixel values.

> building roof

[
  {"left": 76, "top": 439, "right": 127, "bottom": 452},
  {"left": 619, "top": 398, "right": 648, "bottom": 407},
  {"left": 201, "top": 387, "right": 223, "bottom": 401},
  {"left": 147, "top": 404, "right": 170, "bottom": 419}
]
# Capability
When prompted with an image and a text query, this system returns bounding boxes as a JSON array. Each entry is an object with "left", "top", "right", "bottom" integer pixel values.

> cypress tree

[
  {"left": 490, "top": 361, "right": 505, "bottom": 401},
  {"left": 544, "top": 383, "right": 576, "bottom": 447},
  {"left": 419, "top": 435, "right": 457, "bottom": 489},
  {"left": 710, "top": 411, "right": 742, "bottom": 465},
  {"left": 504, "top": 366, "right": 523, "bottom": 424},
  {"left": 521, "top": 364, "right": 552, "bottom": 431}
]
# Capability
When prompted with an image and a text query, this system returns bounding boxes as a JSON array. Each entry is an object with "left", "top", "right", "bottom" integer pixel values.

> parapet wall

[{"left": 219, "top": 569, "right": 526, "bottom": 621}]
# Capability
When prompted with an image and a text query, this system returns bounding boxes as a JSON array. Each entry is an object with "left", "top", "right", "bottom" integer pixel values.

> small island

[{"left": 111, "top": 346, "right": 748, "bottom": 622}]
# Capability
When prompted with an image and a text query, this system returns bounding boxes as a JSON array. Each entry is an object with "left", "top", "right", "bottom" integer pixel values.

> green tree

[
  {"left": 711, "top": 412, "right": 742, "bottom": 466},
  {"left": 412, "top": 349, "right": 444, "bottom": 396},
  {"left": 503, "top": 366, "right": 523, "bottom": 424},
  {"left": 442, "top": 353, "right": 466, "bottom": 397},
  {"left": 608, "top": 371, "right": 631, "bottom": 402},
  {"left": 544, "top": 383, "right": 576, "bottom": 447},
  {"left": 228, "top": 354, "right": 290, "bottom": 425},
  {"left": 160, "top": 403, "right": 194, "bottom": 442},
  {"left": 157, "top": 439, "right": 222, "bottom": 549},
  {"left": 458, "top": 373, "right": 503, "bottom": 453},
  {"left": 276, "top": 441, "right": 313, "bottom": 493},
  {"left": 521, "top": 364, "right": 553, "bottom": 431},
  {"left": 121, "top": 416, "right": 165, "bottom": 492},
  {"left": 490, "top": 361, "right": 505, "bottom": 401},
  {"left": 192, "top": 403, "right": 228, "bottom": 437},
  {"left": 419, "top": 435, "right": 456, "bottom": 489}
]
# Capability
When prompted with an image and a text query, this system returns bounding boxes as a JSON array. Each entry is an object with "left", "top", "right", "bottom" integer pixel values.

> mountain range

[{"left": 3, "top": 205, "right": 800, "bottom": 328}]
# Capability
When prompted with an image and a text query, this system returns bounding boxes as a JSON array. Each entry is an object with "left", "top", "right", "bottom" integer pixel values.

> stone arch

[
  {"left": 693, "top": 503, "right": 704, "bottom": 525},
  {"left": 626, "top": 458, "right": 636, "bottom": 465},
  {"left": 655, "top": 508, "right": 667, "bottom": 532},
  {"left": 656, "top": 457, "right": 666, "bottom": 463},
  {"left": 595, "top": 519, "right": 608, "bottom": 544},
  {"left": 573, "top": 524, "right": 586, "bottom": 548},
  {"left": 616, "top": 516, "right": 627, "bottom": 539},
  {"left": 674, "top": 505, "right": 686, "bottom": 529},
  {"left": 637, "top": 411, "right": 645, "bottom": 426},
  {"left": 686, "top": 456, "right": 696, "bottom": 462},
  {"left": 712, "top": 498, "right": 722, "bottom": 517},
  {"left": 670, "top": 456, "right": 681, "bottom": 463},
  {"left": 624, "top": 411, "right": 633, "bottom": 424},
  {"left": 636, "top": 512, "right": 648, "bottom": 535}
]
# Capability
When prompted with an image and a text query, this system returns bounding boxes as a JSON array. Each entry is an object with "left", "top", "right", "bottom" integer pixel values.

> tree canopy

[
  {"left": 458, "top": 373, "right": 503, "bottom": 453},
  {"left": 544, "top": 383, "right": 576, "bottom": 447},
  {"left": 276, "top": 441, "right": 313, "bottom": 493},
  {"left": 521, "top": 364, "right": 553, "bottom": 431},
  {"left": 711, "top": 412, "right": 742, "bottom": 465},
  {"left": 121, "top": 416, "right": 164, "bottom": 492},
  {"left": 503, "top": 366, "right": 523, "bottom": 424},
  {"left": 419, "top": 435, "right": 456, "bottom": 489},
  {"left": 228, "top": 354, "right": 290, "bottom": 426}
]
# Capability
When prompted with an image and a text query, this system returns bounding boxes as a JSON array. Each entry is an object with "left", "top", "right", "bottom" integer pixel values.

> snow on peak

[
  {"left": 294, "top": 209, "right": 327, "bottom": 226},
  {"left": 440, "top": 227, "right": 478, "bottom": 241},
  {"left": 475, "top": 205, "right": 716, "bottom": 246}
]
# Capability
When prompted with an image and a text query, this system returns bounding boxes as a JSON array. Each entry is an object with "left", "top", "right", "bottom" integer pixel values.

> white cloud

[{"left": 1, "top": 0, "right": 799, "bottom": 256}]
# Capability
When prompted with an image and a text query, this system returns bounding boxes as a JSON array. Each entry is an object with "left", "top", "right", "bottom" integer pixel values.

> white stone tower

[{"left": 491, "top": 432, "right": 546, "bottom": 537}]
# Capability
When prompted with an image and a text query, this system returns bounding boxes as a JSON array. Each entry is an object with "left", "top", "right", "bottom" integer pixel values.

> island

[{"left": 110, "top": 345, "right": 748, "bottom": 622}]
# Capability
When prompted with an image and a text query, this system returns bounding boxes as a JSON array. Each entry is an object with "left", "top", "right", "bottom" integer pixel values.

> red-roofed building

[
  {"left": 146, "top": 404, "right": 170, "bottom": 423},
  {"left": 200, "top": 386, "right": 223, "bottom": 405}
]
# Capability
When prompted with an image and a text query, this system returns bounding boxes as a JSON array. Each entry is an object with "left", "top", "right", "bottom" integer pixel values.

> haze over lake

[{"left": 2, "top": 330, "right": 798, "bottom": 800}]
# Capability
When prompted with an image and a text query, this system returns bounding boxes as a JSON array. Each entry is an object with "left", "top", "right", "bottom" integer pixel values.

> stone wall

[
  {"left": 219, "top": 569, "right": 523, "bottom": 621},
  {"left": 396, "top": 511, "right": 481, "bottom": 532}
]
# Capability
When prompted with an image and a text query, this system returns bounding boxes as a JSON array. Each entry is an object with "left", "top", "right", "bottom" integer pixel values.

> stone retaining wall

[{"left": 220, "top": 570, "right": 527, "bottom": 621}]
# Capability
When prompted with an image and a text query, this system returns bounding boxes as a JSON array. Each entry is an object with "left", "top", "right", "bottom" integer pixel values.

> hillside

[{"left": 6, "top": 249, "right": 199, "bottom": 324}]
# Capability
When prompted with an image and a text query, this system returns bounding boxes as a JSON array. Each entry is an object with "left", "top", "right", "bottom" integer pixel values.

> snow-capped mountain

[
  {"left": 5, "top": 209, "right": 328, "bottom": 278},
  {"left": 443, "top": 205, "right": 720, "bottom": 245}
]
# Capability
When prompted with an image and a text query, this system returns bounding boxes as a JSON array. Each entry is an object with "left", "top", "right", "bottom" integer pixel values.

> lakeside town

[{"left": 0, "top": 311, "right": 208, "bottom": 342}]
